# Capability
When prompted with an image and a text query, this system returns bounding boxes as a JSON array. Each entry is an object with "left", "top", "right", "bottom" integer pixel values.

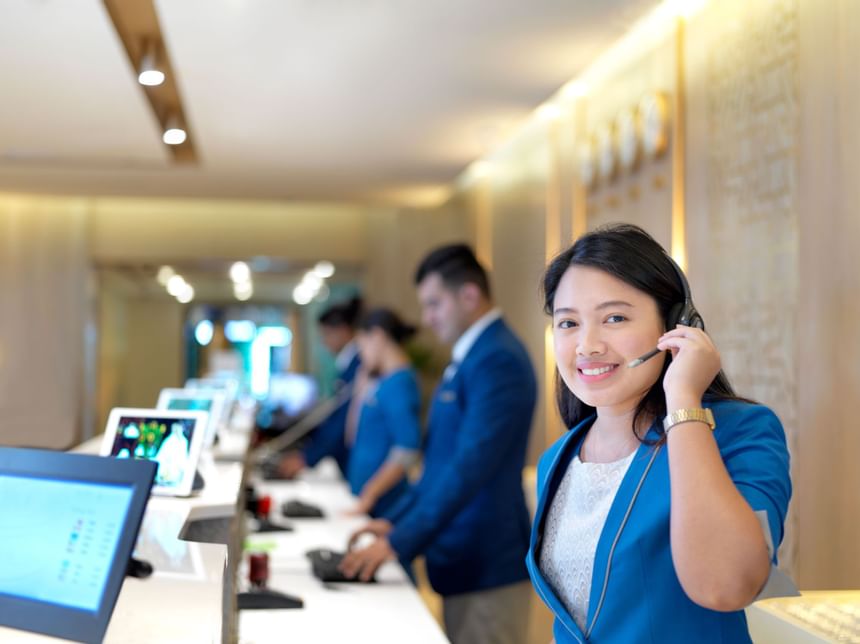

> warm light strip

[
  {"left": 545, "top": 120, "right": 562, "bottom": 261},
  {"left": 474, "top": 178, "right": 493, "bottom": 270},
  {"left": 670, "top": 18, "right": 687, "bottom": 271},
  {"left": 571, "top": 98, "right": 588, "bottom": 241},
  {"left": 544, "top": 324, "right": 561, "bottom": 442}
]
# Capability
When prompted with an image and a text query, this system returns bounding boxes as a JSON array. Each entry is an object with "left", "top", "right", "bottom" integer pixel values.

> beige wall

[
  {"left": 582, "top": 25, "right": 676, "bottom": 248},
  {"left": 685, "top": 0, "right": 801, "bottom": 577},
  {"left": 96, "top": 271, "right": 185, "bottom": 432},
  {"left": 793, "top": 0, "right": 860, "bottom": 590},
  {"left": 90, "top": 198, "right": 371, "bottom": 264},
  {"left": 362, "top": 204, "right": 471, "bottom": 320},
  {"left": 0, "top": 194, "right": 90, "bottom": 447}
]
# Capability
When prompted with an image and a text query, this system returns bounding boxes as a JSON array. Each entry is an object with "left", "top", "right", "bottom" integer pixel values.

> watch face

[
  {"left": 616, "top": 107, "right": 639, "bottom": 171},
  {"left": 639, "top": 92, "right": 669, "bottom": 158},
  {"left": 595, "top": 124, "right": 615, "bottom": 181},
  {"left": 578, "top": 139, "right": 596, "bottom": 188}
]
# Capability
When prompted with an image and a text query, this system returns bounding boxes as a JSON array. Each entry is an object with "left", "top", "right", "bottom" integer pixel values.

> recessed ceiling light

[
  {"left": 163, "top": 115, "right": 187, "bottom": 145},
  {"left": 138, "top": 41, "right": 164, "bottom": 87}
]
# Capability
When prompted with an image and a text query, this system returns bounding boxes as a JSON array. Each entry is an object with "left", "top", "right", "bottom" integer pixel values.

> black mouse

[
  {"left": 282, "top": 499, "right": 325, "bottom": 518},
  {"left": 305, "top": 548, "right": 376, "bottom": 584}
]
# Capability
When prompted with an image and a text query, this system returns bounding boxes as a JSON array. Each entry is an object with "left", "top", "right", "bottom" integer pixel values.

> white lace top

[{"left": 539, "top": 451, "right": 635, "bottom": 631}]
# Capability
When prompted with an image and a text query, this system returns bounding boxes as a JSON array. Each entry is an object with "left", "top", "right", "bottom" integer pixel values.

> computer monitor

[
  {"left": 185, "top": 377, "right": 240, "bottom": 422},
  {"left": 100, "top": 408, "right": 208, "bottom": 497},
  {"left": 0, "top": 446, "right": 156, "bottom": 643},
  {"left": 156, "top": 388, "right": 227, "bottom": 449},
  {"left": 185, "top": 376, "right": 239, "bottom": 403},
  {"left": 267, "top": 373, "right": 319, "bottom": 417}
]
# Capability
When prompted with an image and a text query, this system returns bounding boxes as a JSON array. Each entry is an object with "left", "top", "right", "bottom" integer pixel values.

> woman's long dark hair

[{"left": 542, "top": 223, "right": 747, "bottom": 439}]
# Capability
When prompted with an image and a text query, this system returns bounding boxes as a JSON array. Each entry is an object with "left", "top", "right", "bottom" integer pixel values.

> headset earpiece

[{"left": 667, "top": 257, "right": 704, "bottom": 331}]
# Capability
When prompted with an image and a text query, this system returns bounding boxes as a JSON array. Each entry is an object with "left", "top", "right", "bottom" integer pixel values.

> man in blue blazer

[
  {"left": 278, "top": 297, "right": 363, "bottom": 478},
  {"left": 341, "top": 244, "right": 537, "bottom": 644}
]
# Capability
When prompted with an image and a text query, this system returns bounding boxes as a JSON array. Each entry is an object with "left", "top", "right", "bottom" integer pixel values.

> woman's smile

[{"left": 576, "top": 361, "right": 620, "bottom": 382}]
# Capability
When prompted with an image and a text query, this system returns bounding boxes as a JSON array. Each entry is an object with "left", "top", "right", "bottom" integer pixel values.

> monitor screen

[
  {"left": 156, "top": 388, "right": 227, "bottom": 449},
  {"left": 0, "top": 475, "right": 134, "bottom": 612},
  {"left": 267, "top": 373, "right": 319, "bottom": 416},
  {"left": 101, "top": 409, "right": 208, "bottom": 497},
  {"left": 0, "top": 447, "right": 156, "bottom": 643}
]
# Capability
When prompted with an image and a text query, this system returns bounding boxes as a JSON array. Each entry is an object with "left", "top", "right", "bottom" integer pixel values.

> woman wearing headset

[
  {"left": 528, "top": 224, "right": 791, "bottom": 643},
  {"left": 347, "top": 307, "right": 422, "bottom": 518}
]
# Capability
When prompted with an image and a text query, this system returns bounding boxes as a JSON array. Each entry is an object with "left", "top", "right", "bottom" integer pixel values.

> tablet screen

[{"left": 102, "top": 409, "right": 207, "bottom": 497}]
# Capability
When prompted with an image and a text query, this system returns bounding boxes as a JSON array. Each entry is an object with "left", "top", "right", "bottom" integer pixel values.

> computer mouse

[
  {"left": 282, "top": 499, "right": 325, "bottom": 518},
  {"left": 305, "top": 548, "right": 375, "bottom": 584}
]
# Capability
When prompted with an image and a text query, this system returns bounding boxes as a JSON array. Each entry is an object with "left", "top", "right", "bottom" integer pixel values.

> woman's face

[
  {"left": 552, "top": 265, "right": 666, "bottom": 417},
  {"left": 356, "top": 328, "right": 386, "bottom": 372}
]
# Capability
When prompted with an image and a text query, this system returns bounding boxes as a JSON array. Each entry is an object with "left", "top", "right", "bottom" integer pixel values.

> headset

[{"left": 665, "top": 255, "right": 704, "bottom": 330}]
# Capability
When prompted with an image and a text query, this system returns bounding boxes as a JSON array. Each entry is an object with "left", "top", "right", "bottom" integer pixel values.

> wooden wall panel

[
  {"left": 686, "top": 0, "right": 801, "bottom": 578},
  {"left": 793, "top": 0, "right": 860, "bottom": 589},
  {"left": 583, "top": 32, "right": 676, "bottom": 248},
  {"left": 0, "top": 196, "right": 89, "bottom": 447}
]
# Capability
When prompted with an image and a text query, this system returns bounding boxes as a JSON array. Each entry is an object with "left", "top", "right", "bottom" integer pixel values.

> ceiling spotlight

[
  {"left": 234, "top": 281, "right": 254, "bottom": 301},
  {"left": 177, "top": 283, "right": 194, "bottom": 304},
  {"left": 138, "top": 41, "right": 165, "bottom": 87},
  {"left": 166, "top": 274, "right": 186, "bottom": 296},
  {"left": 292, "top": 284, "right": 313, "bottom": 306},
  {"left": 230, "top": 261, "right": 251, "bottom": 283},
  {"left": 163, "top": 115, "right": 187, "bottom": 145},
  {"left": 156, "top": 265, "right": 174, "bottom": 285},
  {"left": 313, "top": 261, "right": 335, "bottom": 278},
  {"left": 301, "top": 272, "right": 323, "bottom": 291}
]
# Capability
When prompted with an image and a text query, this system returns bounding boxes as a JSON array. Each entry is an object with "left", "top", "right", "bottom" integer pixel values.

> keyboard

[{"left": 749, "top": 592, "right": 860, "bottom": 643}]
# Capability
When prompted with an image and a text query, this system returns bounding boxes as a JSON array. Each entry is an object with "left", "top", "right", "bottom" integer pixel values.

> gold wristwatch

[{"left": 663, "top": 408, "right": 716, "bottom": 433}]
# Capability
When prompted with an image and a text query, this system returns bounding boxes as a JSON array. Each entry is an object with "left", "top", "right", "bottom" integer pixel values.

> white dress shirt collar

[
  {"left": 335, "top": 339, "right": 359, "bottom": 373},
  {"left": 451, "top": 307, "right": 502, "bottom": 367}
]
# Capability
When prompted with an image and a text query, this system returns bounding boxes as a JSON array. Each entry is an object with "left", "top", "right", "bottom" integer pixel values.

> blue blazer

[
  {"left": 387, "top": 318, "right": 537, "bottom": 596},
  {"left": 527, "top": 400, "right": 792, "bottom": 643},
  {"left": 347, "top": 368, "right": 421, "bottom": 518},
  {"left": 303, "top": 352, "right": 361, "bottom": 475}
]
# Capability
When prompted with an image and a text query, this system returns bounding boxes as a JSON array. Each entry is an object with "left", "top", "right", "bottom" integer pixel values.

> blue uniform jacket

[
  {"left": 527, "top": 399, "right": 792, "bottom": 643},
  {"left": 387, "top": 318, "right": 537, "bottom": 596},
  {"left": 303, "top": 353, "right": 361, "bottom": 475},
  {"left": 347, "top": 367, "right": 421, "bottom": 518}
]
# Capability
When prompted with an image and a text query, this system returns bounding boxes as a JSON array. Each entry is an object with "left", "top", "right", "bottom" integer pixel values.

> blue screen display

[{"left": 0, "top": 475, "right": 134, "bottom": 613}]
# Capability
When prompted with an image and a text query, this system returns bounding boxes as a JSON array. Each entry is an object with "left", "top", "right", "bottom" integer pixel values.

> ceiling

[{"left": 0, "top": 0, "right": 658, "bottom": 205}]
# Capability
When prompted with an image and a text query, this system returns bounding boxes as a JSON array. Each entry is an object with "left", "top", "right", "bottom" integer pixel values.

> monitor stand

[
  {"left": 237, "top": 588, "right": 303, "bottom": 610},
  {"left": 254, "top": 518, "right": 294, "bottom": 533}
]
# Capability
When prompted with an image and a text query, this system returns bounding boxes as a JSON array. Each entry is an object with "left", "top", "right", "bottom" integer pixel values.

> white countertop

[{"left": 239, "top": 462, "right": 449, "bottom": 644}]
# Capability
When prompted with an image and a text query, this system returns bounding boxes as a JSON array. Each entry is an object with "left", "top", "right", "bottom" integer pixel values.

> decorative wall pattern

[{"left": 699, "top": 0, "right": 799, "bottom": 571}]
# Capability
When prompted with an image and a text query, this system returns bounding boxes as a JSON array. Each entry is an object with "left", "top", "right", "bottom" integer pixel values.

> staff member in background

[
  {"left": 346, "top": 307, "right": 422, "bottom": 518},
  {"left": 529, "top": 224, "right": 791, "bottom": 643},
  {"left": 342, "top": 244, "right": 537, "bottom": 644},
  {"left": 279, "top": 296, "right": 363, "bottom": 478}
]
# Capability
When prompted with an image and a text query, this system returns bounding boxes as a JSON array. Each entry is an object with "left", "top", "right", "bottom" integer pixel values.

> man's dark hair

[
  {"left": 414, "top": 243, "right": 491, "bottom": 297},
  {"left": 318, "top": 296, "right": 363, "bottom": 328}
]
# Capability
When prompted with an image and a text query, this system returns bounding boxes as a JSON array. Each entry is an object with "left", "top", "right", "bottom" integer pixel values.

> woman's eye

[
  {"left": 557, "top": 319, "right": 578, "bottom": 329},
  {"left": 606, "top": 314, "right": 627, "bottom": 324}
]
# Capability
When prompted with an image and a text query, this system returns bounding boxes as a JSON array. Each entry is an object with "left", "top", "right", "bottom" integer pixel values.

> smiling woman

[{"left": 526, "top": 224, "right": 792, "bottom": 644}]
